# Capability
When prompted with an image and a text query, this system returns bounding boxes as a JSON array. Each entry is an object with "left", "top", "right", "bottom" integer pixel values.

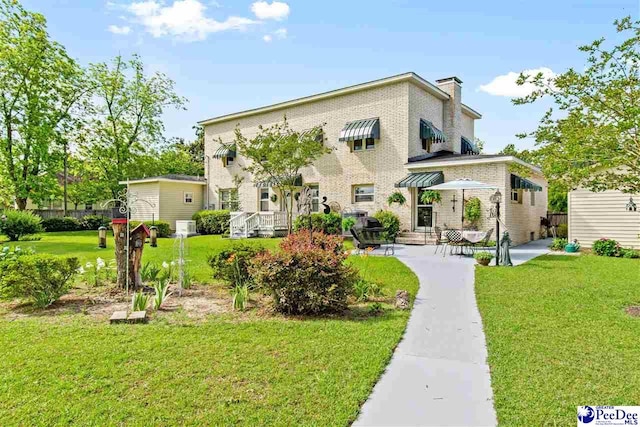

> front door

[{"left": 414, "top": 188, "right": 433, "bottom": 231}]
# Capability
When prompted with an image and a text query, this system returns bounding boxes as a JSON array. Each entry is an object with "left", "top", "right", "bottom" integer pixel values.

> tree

[
  {"left": 0, "top": 0, "right": 87, "bottom": 209},
  {"left": 65, "top": 157, "right": 107, "bottom": 210},
  {"left": 81, "top": 55, "right": 186, "bottom": 198},
  {"left": 514, "top": 16, "right": 640, "bottom": 194},
  {"left": 234, "top": 118, "right": 330, "bottom": 233}
]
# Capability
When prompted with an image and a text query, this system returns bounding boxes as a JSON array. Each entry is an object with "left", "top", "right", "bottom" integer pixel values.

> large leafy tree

[
  {"left": 0, "top": 0, "right": 86, "bottom": 209},
  {"left": 234, "top": 118, "right": 330, "bottom": 233},
  {"left": 65, "top": 157, "right": 107, "bottom": 210},
  {"left": 515, "top": 16, "right": 640, "bottom": 194},
  {"left": 81, "top": 55, "right": 186, "bottom": 198}
]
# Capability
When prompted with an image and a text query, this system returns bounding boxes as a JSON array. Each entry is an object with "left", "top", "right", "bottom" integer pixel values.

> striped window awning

[
  {"left": 511, "top": 174, "right": 542, "bottom": 191},
  {"left": 338, "top": 118, "right": 380, "bottom": 142},
  {"left": 420, "top": 119, "right": 446, "bottom": 143},
  {"left": 212, "top": 144, "right": 236, "bottom": 159},
  {"left": 461, "top": 136, "right": 479, "bottom": 155},
  {"left": 395, "top": 171, "right": 444, "bottom": 188},
  {"left": 299, "top": 129, "right": 324, "bottom": 143},
  {"left": 256, "top": 174, "right": 303, "bottom": 188}
]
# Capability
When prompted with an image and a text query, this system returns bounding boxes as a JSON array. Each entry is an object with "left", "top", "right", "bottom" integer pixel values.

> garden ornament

[{"left": 499, "top": 231, "right": 513, "bottom": 266}]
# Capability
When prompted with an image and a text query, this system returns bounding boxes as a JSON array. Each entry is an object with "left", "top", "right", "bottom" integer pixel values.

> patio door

[{"left": 414, "top": 188, "right": 433, "bottom": 231}]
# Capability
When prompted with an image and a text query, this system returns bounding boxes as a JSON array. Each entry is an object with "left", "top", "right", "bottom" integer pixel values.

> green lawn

[
  {"left": 476, "top": 254, "right": 640, "bottom": 425},
  {"left": 0, "top": 232, "right": 416, "bottom": 426}
]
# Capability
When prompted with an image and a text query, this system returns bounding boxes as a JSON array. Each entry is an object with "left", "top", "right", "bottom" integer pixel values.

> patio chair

[
  {"left": 443, "top": 229, "right": 464, "bottom": 257},
  {"left": 433, "top": 226, "right": 447, "bottom": 255}
]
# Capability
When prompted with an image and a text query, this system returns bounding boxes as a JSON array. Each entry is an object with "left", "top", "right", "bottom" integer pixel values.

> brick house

[{"left": 199, "top": 72, "right": 547, "bottom": 245}]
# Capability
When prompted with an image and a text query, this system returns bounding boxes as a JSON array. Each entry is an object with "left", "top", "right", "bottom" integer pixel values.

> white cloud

[
  {"left": 274, "top": 27, "right": 287, "bottom": 38},
  {"left": 262, "top": 34, "right": 272, "bottom": 42},
  {"left": 250, "top": 1, "right": 289, "bottom": 20},
  {"left": 124, "top": 0, "right": 257, "bottom": 41},
  {"left": 108, "top": 24, "right": 132, "bottom": 35},
  {"left": 478, "top": 67, "right": 556, "bottom": 97}
]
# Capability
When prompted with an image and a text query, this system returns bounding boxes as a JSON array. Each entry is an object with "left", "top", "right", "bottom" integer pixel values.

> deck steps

[{"left": 396, "top": 232, "right": 437, "bottom": 245}]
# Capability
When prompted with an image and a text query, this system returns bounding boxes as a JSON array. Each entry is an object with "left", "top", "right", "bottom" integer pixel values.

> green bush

[
  {"left": 592, "top": 238, "right": 620, "bottom": 257},
  {"left": 80, "top": 215, "right": 111, "bottom": 230},
  {"left": 549, "top": 238, "right": 568, "bottom": 251},
  {"left": 373, "top": 210, "right": 400, "bottom": 241},
  {"left": 208, "top": 243, "right": 265, "bottom": 288},
  {"left": 41, "top": 216, "right": 82, "bottom": 232},
  {"left": 0, "top": 254, "right": 79, "bottom": 308},
  {"left": 474, "top": 251, "right": 494, "bottom": 261},
  {"left": 464, "top": 197, "right": 481, "bottom": 227},
  {"left": 0, "top": 246, "right": 36, "bottom": 263},
  {"left": 250, "top": 231, "right": 358, "bottom": 314},
  {"left": 193, "top": 210, "right": 230, "bottom": 235},
  {"left": 556, "top": 223, "right": 568, "bottom": 238},
  {"left": 128, "top": 220, "right": 171, "bottom": 237},
  {"left": 342, "top": 216, "right": 356, "bottom": 232},
  {"left": 620, "top": 248, "right": 639, "bottom": 259},
  {"left": 293, "top": 212, "right": 342, "bottom": 235},
  {"left": 0, "top": 210, "right": 43, "bottom": 241}
]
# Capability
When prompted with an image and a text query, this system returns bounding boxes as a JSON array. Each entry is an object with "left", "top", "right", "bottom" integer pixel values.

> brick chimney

[{"left": 436, "top": 76, "right": 462, "bottom": 154}]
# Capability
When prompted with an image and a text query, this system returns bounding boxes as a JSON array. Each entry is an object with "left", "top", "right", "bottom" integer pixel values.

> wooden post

[
  {"left": 112, "top": 219, "right": 129, "bottom": 289},
  {"left": 129, "top": 224, "right": 150, "bottom": 290}
]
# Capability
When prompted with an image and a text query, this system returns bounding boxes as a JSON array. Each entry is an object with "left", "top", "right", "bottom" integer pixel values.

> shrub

[
  {"left": 342, "top": 216, "right": 356, "bottom": 232},
  {"left": 473, "top": 251, "right": 494, "bottom": 261},
  {"left": 0, "top": 245, "right": 35, "bottom": 263},
  {"left": 556, "top": 223, "right": 568, "bottom": 238},
  {"left": 373, "top": 210, "right": 400, "bottom": 241},
  {"left": 621, "top": 248, "right": 640, "bottom": 259},
  {"left": 128, "top": 220, "right": 171, "bottom": 237},
  {"left": 464, "top": 197, "right": 481, "bottom": 227},
  {"left": 0, "top": 210, "right": 43, "bottom": 241},
  {"left": 208, "top": 243, "right": 265, "bottom": 288},
  {"left": 293, "top": 212, "right": 342, "bottom": 235},
  {"left": 250, "top": 231, "right": 358, "bottom": 315},
  {"left": 80, "top": 215, "right": 111, "bottom": 230},
  {"left": 549, "top": 238, "right": 568, "bottom": 251},
  {"left": 193, "top": 210, "right": 230, "bottom": 235},
  {"left": 41, "top": 216, "right": 82, "bottom": 232},
  {"left": 0, "top": 254, "right": 79, "bottom": 308},
  {"left": 592, "top": 238, "right": 620, "bottom": 257}
]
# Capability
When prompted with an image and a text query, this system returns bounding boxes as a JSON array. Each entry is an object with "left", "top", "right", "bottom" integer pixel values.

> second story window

[
  {"left": 421, "top": 138, "right": 432, "bottom": 153},
  {"left": 352, "top": 138, "right": 375, "bottom": 152}
]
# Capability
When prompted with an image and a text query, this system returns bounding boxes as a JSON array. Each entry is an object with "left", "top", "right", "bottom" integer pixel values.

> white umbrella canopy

[
  {"left": 426, "top": 178, "right": 498, "bottom": 191},
  {"left": 426, "top": 178, "right": 499, "bottom": 229}
]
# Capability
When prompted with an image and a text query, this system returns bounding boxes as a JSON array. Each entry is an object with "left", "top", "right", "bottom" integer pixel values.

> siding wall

[
  {"left": 128, "top": 182, "right": 160, "bottom": 223},
  {"left": 569, "top": 189, "right": 640, "bottom": 248},
  {"left": 158, "top": 182, "right": 205, "bottom": 230},
  {"left": 503, "top": 170, "right": 548, "bottom": 244}
]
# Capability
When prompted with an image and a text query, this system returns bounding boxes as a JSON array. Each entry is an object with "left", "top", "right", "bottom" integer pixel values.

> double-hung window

[
  {"left": 184, "top": 192, "right": 194, "bottom": 204},
  {"left": 511, "top": 188, "right": 523, "bottom": 204},
  {"left": 354, "top": 185, "right": 374, "bottom": 203},
  {"left": 259, "top": 189, "right": 270, "bottom": 211},
  {"left": 353, "top": 138, "right": 375, "bottom": 151},
  {"left": 220, "top": 189, "right": 231, "bottom": 210},
  {"left": 308, "top": 184, "right": 320, "bottom": 212}
]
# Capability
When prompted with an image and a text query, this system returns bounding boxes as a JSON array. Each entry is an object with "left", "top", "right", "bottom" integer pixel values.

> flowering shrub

[
  {"left": 250, "top": 231, "right": 358, "bottom": 314},
  {"left": 208, "top": 243, "right": 265, "bottom": 288},
  {"left": 592, "top": 238, "right": 621, "bottom": 257}
]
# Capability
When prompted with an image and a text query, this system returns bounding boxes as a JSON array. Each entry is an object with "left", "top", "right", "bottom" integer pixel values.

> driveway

[{"left": 354, "top": 239, "right": 551, "bottom": 426}]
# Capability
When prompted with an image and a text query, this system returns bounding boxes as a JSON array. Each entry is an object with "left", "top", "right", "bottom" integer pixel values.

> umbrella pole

[{"left": 461, "top": 189, "right": 465, "bottom": 230}]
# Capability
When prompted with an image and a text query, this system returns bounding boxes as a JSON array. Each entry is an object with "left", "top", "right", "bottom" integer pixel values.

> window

[
  {"left": 352, "top": 138, "right": 375, "bottom": 152},
  {"left": 511, "top": 188, "right": 523, "bottom": 204},
  {"left": 259, "top": 189, "right": 270, "bottom": 211},
  {"left": 225, "top": 156, "right": 234, "bottom": 166},
  {"left": 353, "top": 139, "right": 363, "bottom": 151},
  {"left": 85, "top": 203, "right": 93, "bottom": 211},
  {"left": 530, "top": 191, "right": 536, "bottom": 206},
  {"left": 220, "top": 189, "right": 231, "bottom": 210},
  {"left": 184, "top": 192, "right": 194, "bottom": 204},
  {"left": 365, "top": 138, "right": 375, "bottom": 150},
  {"left": 421, "top": 138, "right": 432, "bottom": 153},
  {"left": 308, "top": 184, "right": 320, "bottom": 212},
  {"left": 354, "top": 185, "right": 374, "bottom": 203}
]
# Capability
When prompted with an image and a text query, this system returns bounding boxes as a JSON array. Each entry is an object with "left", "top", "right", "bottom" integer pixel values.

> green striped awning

[
  {"left": 420, "top": 119, "right": 446, "bottom": 143},
  {"left": 256, "top": 174, "right": 303, "bottom": 188},
  {"left": 395, "top": 171, "right": 444, "bottom": 188},
  {"left": 461, "top": 136, "right": 479, "bottom": 155},
  {"left": 212, "top": 144, "right": 236, "bottom": 159},
  {"left": 511, "top": 174, "right": 542, "bottom": 191},
  {"left": 338, "top": 118, "right": 380, "bottom": 142},
  {"left": 299, "top": 129, "right": 324, "bottom": 143}
]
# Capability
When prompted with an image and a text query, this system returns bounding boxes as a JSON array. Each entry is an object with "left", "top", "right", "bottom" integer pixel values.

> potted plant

[
  {"left": 387, "top": 191, "right": 407, "bottom": 207},
  {"left": 419, "top": 190, "right": 442, "bottom": 205},
  {"left": 474, "top": 251, "right": 494, "bottom": 266},
  {"left": 565, "top": 239, "right": 580, "bottom": 253}
]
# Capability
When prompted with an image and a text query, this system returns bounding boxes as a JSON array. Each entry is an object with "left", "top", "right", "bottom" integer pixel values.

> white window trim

[
  {"left": 259, "top": 188, "right": 270, "bottom": 211},
  {"left": 351, "top": 138, "right": 376, "bottom": 152},
  {"left": 184, "top": 191, "right": 194, "bottom": 204},
  {"left": 353, "top": 184, "right": 375, "bottom": 203},
  {"left": 220, "top": 189, "right": 231, "bottom": 210}
]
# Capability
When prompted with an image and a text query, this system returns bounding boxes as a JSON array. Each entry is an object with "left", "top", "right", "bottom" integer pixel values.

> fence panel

[{"left": 33, "top": 209, "right": 113, "bottom": 220}]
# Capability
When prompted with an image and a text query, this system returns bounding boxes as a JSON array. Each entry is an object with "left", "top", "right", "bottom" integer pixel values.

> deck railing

[{"left": 229, "top": 211, "right": 292, "bottom": 238}]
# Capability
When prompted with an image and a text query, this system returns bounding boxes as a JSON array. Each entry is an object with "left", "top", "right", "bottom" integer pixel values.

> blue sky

[{"left": 25, "top": 0, "right": 639, "bottom": 153}]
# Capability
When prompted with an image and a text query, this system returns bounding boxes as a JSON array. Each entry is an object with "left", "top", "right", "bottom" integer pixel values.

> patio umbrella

[{"left": 426, "top": 178, "right": 498, "bottom": 228}]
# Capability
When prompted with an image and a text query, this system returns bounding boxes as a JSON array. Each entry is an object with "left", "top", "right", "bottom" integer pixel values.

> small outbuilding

[
  {"left": 120, "top": 175, "right": 206, "bottom": 231},
  {"left": 568, "top": 188, "right": 640, "bottom": 249}
]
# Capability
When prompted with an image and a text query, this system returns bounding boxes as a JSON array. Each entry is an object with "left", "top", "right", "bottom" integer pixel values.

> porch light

[
  {"left": 626, "top": 196, "right": 637, "bottom": 212},
  {"left": 98, "top": 226, "right": 107, "bottom": 249},
  {"left": 490, "top": 190, "right": 503, "bottom": 205}
]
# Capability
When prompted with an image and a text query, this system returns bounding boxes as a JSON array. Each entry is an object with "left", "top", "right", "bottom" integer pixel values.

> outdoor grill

[{"left": 350, "top": 216, "right": 388, "bottom": 250}]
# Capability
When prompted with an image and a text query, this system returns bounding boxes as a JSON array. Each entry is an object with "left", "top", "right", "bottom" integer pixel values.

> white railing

[{"left": 229, "top": 211, "right": 291, "bottom": 238}]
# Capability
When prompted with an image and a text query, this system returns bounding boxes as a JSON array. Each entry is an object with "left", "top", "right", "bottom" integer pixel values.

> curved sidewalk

[{"left": 354, "top": 240, "right": 550, "bottom": 426}]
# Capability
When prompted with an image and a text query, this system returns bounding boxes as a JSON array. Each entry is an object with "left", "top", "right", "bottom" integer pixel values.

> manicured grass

[
  {"left": 475, "top": 255, "right": 640, "bottom": 425},
  {"left": 0, "top": 233, "right": 416, "bottom": 426}
]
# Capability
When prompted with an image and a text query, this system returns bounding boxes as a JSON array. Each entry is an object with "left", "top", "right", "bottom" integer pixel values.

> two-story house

[{"left": 199, "top": 72, "right": 547, "bottom": 245}]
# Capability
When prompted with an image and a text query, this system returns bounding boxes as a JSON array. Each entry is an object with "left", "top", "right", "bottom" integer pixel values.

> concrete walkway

[{"left": 354, "top": 239, "right": 551, "bottom": 427}]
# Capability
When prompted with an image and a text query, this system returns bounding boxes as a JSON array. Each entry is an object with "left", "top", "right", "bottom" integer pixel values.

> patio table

[{"left": 462, "top": 230, "right": 486, "bottom": 244}]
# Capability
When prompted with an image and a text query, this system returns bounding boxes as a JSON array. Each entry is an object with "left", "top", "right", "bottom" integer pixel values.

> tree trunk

[
  {"left": 112, "top": 221, "right": 128, "bottom": 289},
  {"left": 15, "top": 197, "right": 27, "bottom": 210}
]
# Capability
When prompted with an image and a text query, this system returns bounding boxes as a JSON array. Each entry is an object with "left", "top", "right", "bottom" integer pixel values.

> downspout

[{"left": 205, "top": 155, "right": 211, "bottom": 209}]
